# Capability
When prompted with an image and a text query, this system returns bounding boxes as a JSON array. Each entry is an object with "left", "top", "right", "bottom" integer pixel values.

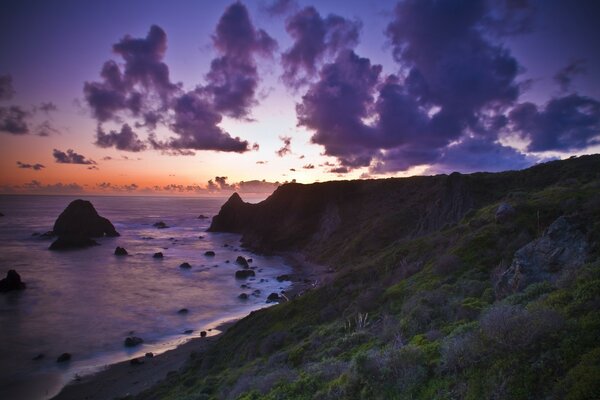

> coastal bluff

[
  {"left": 49, "top": 199, "right": 120, "bottom": 250},
  {"left": 209, "top": 155, "right": 600, "bottom": 265}
]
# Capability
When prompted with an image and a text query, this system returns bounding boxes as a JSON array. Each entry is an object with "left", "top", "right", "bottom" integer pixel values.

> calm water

[{"left": 0, "top": 194, "right": 290, "bottom": 400}]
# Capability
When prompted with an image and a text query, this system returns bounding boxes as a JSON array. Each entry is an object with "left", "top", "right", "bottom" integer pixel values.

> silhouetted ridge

[{"left": 208, "top": 155, "right": 600, "bottom": 264}]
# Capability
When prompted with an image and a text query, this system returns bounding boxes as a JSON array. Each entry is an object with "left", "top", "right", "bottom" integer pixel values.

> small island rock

[
  {"left": 153, "top": 252, "right": 164, "bottom": 258},
  {"left": 235, "top": 256, "right": 249, "bottom": 268},
  {"left": 179, "top": 262, "right": 192, "bottom": 269},
  {"left": 114, "top": 247, "right": 128, "bottom": 256},
  {"left": 235, "top": 270, "right": 255, "bottom": 279},
  {"left": 0, "top": 270, "right": 26, "bottom": 292},
  {"left": 204, "top": 251, "right": 216, "bottom": 256}
]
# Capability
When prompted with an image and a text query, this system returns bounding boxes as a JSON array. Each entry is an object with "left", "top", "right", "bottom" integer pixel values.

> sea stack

[
  {"left": 49, "top": 199, "right": 120, "bottom": 250},
  {"left": 0, "top": 270, "right": 26, "bottom": 292}
]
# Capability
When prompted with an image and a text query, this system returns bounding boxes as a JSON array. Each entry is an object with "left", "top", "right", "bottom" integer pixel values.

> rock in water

[
  {"left": 204, "top": 251, "right": 216, "bottom": 256},
  {"left": 235, "top": 256, "right": 249, "bottom": 268},
  {"left": 153, "top": 252, "right": 164, "bottom": 258},
  {"left": 0, "top": 270, "right": 26, "bottom": 292},
  {"left": 115, "top": 247, "right": 128, "bottom": 255},
  {"left": 56, "top": 353, "right": 71, "bottom": 363},
  {"left": 180, "top": 262, "right": 192, "bottom": 269},
  {"left": 153, "top": 221, "right": 168, "bottom": 229},
  {"left": 124, "top": 336, "right": 144, "bottom": 347},
  {"left": 50, "top": 199, "right": 119, "bottom": 250},
  {"left": 235, "top": 270, "right": 255, "bottom": 279},
  {"left": 267, "top": 293, "right": 281, "bottom": 303}
]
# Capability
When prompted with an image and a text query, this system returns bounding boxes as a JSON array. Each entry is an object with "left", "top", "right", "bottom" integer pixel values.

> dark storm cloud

[
  {"left": 295, "top": 0, "right": 541, "bottom": 173},
  {"left": 53, "top": 148, "right": 96, "bottom": 165},
  {"left": 16, "top": 161, "right": 45, "bottom": 170},
  {"left": 510, "top": 94, "right": 600, "bottom": 152},
  {"left": 0, "top": 74, "right": 15, "bottom": 100},
  {"left": 276, "top": 135, "right": 292, "bottom": 156},
  {"left": 150, "top": 90, "right": 249, "bottom": 153},
  {"left": 282, "top": 6, "right": 361, "bottom": 88},
  {"left": 329, "top": 166, "right": 349, "bottom": 174},
  {"left": 554, "top": 60, "right": 587, "bottom": 93},
  {"left": 0, "top": 106, "right": 29, "bottom": 134},
  {"left": 297, "top": 50, "right": 381, "bottom": 167},
  {"left": 95, "top": 123, "right": 147, "bottom": 152},
  {"left": 205, "top": 2, "right": 277, "bottom": 119}
]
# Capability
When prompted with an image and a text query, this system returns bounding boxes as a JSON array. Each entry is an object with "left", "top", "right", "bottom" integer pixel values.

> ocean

[{"left": 0, "top": 194, "right": 291, "bottom": 400}]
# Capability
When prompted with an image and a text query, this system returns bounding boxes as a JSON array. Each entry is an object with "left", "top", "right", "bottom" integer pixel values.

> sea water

[{"left": 0, "top": 194, "right": 291, "bottom": 400}]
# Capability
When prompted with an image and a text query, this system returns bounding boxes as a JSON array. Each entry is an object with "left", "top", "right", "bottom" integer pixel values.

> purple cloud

[
  {"left": 0, "top": 106, "right": 29, "bottom": 134},
  {"left": 0, "top": 75, "right": 15, "bottom": 100},
  {"left": 510, "top": 94, "right": 600, "bottom": 152},
  {"left": 262, "top": 0, "right": 298, "bottom": 16},
  {"left": 150, "top": 90, "right": 249, "bottom": 153},
  {"left": 276, "top": 135, "right": 292, "bottom": 157},
  {"left": 282, "top": 6, "right": 361, "bottom": 88},
  {"left": 554, "top": 59, "right": 587, "bottom": 93},
  {"left": 95, "top": 123, "right": 147, "bottom": 152},
  {"left": 17, "top": 161, "right": 45, "bottom": 171},
  {"left": 53, "top": 149, "right": 96, "bottom": 165},
  {"left": 204, "top": 2, "right": 277, "bottom": 119}
]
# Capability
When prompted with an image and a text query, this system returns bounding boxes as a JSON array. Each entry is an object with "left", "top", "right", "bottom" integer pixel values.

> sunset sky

[{"left": 1, "top": 0, "right": 599, "bottom": 195}]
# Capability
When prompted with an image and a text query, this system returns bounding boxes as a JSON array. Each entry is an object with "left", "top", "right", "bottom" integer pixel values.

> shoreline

[{"left": 49, "top": 250, "right": 330, "bottom": 400}]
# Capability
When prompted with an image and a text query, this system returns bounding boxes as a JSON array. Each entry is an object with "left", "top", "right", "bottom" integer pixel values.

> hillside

[{"left": 140, "top": 155, "right": 600, "bottom": 400}]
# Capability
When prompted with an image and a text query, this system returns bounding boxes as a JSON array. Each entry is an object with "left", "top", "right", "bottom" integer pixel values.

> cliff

[{"left": 209, "top": 154, "right": 600, "bottom": 265}]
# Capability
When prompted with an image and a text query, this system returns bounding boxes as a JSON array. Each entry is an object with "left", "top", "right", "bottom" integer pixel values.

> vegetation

[{"left": 138, "top": 155, "right": 600, "bottom": 400}]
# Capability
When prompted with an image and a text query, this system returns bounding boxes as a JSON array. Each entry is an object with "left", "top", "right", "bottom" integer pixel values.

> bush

[
  {"left": 554, "top": 347, "right": 600, "bottom": 400},
  {"left": 439, "top": 330, "right": 482, "bottom": 372},
  {"left": 480, "top": 305, "right": 564, "bottom": 351}
]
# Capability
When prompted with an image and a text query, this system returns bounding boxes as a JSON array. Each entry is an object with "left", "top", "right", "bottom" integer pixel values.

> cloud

[
  {"left": 150, "top": 90, "right": 249, "bottom": 153},
  {"left": 38, "top": 102, "right": 58, "bottom": 114},
  {"left": 262, "top": 0, "right": 298, "bottom": 16},
  {"left": 282, "top": 6, "right": 361, "bottom": 88},
  {"left": 293, "top": 0, "right": 542, "bottom": 173},
  {"left": 20, "top": 180, "right": 84, "bottom": 194},
  {"left": 85, "top": 12, "right": 272, "bottom": 154},
  {"left": 330, "top": 166, "right": 349, "bottom": 174},
  {"left": 0, "top": 106, "right": 29, "bottom": 134},
  {"left": 0, "top": 74, "right": 15, "bottom": 100},
  {"left": 53, "top": 148, "right": 96, "bottom": 165},
  {"left": 204, "top": 2, "right": 277, "bottom": 119},
  {"left": 554, "top": 59, "right": 587, "bottom": 92},
  {"left": 276, "top": 135, "right": 292, "bottom": 156},
  {"left": 302, "top": 163, "right": 314, "bottom": 169},
  {"left": 256, "top": 160, "right": 268, "bottom": 164},
  {"left": 16, "top": 161, "right": 45, "bottom": 170},
  {"left": 97, "top": 182, "right": 138, "bottom": 192},
  {"left": 95, "top": 123, "right": 147, "bottom": 152},
  {"left": 510, "top": 94, "right": 600, "bottom": 152}
]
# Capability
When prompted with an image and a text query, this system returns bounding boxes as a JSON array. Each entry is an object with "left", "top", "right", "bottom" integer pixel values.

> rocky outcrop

[
  {"left": 115, "top": 247, "right": 128, "bottom": 255},
  {"left": 495, "top": 202, "right": 516, "bottom": 223},
  {"left": 236, "top": 256, "right": 249, "bottom": 268},
  {"left": 495, "top": 216, "right": 588, "bottom": 296},
  {"left": 0, "top": 270, "right": 26, "bottom": 292},
  {"left": 50, "top": 200, "right": 119, "bottom": 250}
]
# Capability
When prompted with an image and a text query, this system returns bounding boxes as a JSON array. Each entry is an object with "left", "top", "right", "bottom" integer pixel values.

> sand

[{"left": 51, "top": 251, "right": 332, "bottom": 400}]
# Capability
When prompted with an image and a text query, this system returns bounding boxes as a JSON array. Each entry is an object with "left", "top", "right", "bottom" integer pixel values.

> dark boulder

[
  {"left": 235, "top": 270, "right": 255, "bottom": 279},
  {"left": 130, "top": 358, "right": 144, "bottom": 365},
  {"left": 200, "top": 331, "right": 207, "bottom": 337},
  {"left": 56, "top": 353, "right": 71, "bottom": 363},
  {"left": 267, "top": 293, "right": 281, "bottom": 303},
  {"left": 178, "top": 308, "right": 189, "bottom": 314},
  {"left": 183, "top": 329, "right": 194, "bottom": 334},
  {"left": 50, "top": 200, "right": 118, "bottom": 250},
  {"left": 495, "top": 216, "right": 588, "bottom": 297},
  {"left": 179, "top": 262, "right": 192, "bottom": 269},
  {"left": 198, "top": 215, "right": 209, "bottom": 219},
  {"left": 495, "top": 202, "right": 516, "bottom": 223},
  {"left": 53, "top": 200, "right": 119, "bottom": 237},
  {"left": 238, "top": 293, "right": 249, "bottom": 300},
  {"left": 114, "top": 247, "right": 128, "bottom": 256},
  {"left": 0, "top": 270, "right": 26, "bottom": 292},
  {"left": 124, "top": 336, "right": 144, "bottom": 347},
  {"left": 153, "top": 252, "right": 164, "bottom": 258},
  {"left": 204, "top": 251, "right": 215, "bottom": 256},
  {"left": 235, "top": 256, "right": 249, "bottom": 268},
  {"left": 276, "top": 274, "right": 292, "bottom": 282},
  {"left": 153, "top": 221, "right": 168, "bottom": 229},
  {"left": 49, "top": 235, "right": 99, "bottom": 250},
  {"left": 145, "top": 352, "right": 154, "bottom": 358}
]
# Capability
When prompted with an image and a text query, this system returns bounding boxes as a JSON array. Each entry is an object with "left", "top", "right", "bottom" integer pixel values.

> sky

[{"left": 0, "top": 0, "right": 599, "bottom": 195}]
